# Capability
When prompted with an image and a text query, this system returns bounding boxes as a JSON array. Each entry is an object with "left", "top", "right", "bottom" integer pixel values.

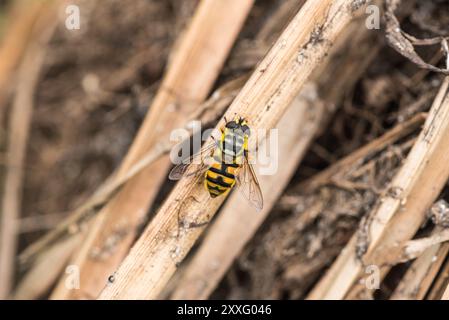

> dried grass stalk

[
  {"left": 170, "top": 11, "right": 380, "bottom": 299},
  {"left": 50, "top": 0, "right": 254, "bottom": 299},
  {"left": 171, "top": 86, "right": 323, "bottom": 299},
  {"left": 0, "top": 2, "right": 57, "bottom": 299},
  {"left": 309, "top": 75, "right": 449, "bottom": 299},
  {"left": 98, "top": 0, "right": 370, "bottom": 300},
  {"left": 391, "top": 227, "right": 449, "bottom": 300}
]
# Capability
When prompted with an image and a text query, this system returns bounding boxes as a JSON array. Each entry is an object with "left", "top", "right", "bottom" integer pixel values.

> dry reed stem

[
  {"left": 0, "top": 3, "right": 57, "bottom": 299},
  {"left": 19, "top": 75, "right": 246, "bottom": 267},
  {"left": 50, "top": 0, "right": 254, "bottom": 299},
  {"left": 403, "top": 229, "right": 449, "bottom": 261},
  {"left": 0, "top": 0, "right": 50, "bottom": 115},
  {"left": 441, "top": 270, "right": 449, "bottom": 299},
  {"left": 301, "top": 113, "right": 426, "bottom": 193},
  {"left": 16, "top": 75, "right": 243, "bottom": 299},
  {"left": 426, "top": 255, "right": 449, "bottom": 299},
  {"left": 98, "top": 0, "right": 370, "bottom": 300},
  {"left": 391, "top": 227, "right": 449, "bottom": 300},
  {"left": 309, "top": 75, "right": 449, "bottom": 299},
  {"left": 171, "top": 85, "right": 323, "bottom": 299},
  {"left": 170, "top": 11, "right": 380, "bottom": 299}
]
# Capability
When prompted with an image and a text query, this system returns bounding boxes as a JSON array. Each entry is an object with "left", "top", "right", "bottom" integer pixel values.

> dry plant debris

[
  {"left": 98, "top": 0, "right": 372, "bottom": 300},
  {"left": 3, "top": 0, "right": 449, "bottom": 301}
]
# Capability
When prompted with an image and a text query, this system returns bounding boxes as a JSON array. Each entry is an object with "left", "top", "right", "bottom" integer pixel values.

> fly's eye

[
  {"left": 242, "top": 125, "right": 251, "bottom": 136},
  {"left": 226, "top": 121, "right": 238, "bottom": 129}
]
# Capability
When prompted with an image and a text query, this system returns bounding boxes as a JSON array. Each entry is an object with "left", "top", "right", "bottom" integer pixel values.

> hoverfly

[{"left": 169, "top": 116, "right": 263, "bottom": 211}]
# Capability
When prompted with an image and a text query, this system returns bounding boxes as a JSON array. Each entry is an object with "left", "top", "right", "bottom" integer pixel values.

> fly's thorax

[{"left": 220, "top": 128, "right": 248, "bottom": 163}]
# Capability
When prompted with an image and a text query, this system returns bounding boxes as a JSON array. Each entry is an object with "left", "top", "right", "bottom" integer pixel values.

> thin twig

[
  {"left": 391, "top": 227, "right": 449, "bottom": 300},
  {"left": 0, "top": 0, "right": 50, "bottom": 120},
  {"left": 0, "top": 2, "right": 57, "bottom": 299}
]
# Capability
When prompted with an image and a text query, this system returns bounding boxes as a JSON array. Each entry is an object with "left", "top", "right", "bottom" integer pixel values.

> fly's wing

[
  {"left": 168, "top": 141, "right": 216, "bottom": 180},
  {"left": 236, "top": 153, "right": 264, "bottom": 211}
]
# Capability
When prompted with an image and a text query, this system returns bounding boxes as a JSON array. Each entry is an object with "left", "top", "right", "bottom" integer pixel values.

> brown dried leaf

[{"left": 385, "top": 0, "right": 449, "bottom": 75}]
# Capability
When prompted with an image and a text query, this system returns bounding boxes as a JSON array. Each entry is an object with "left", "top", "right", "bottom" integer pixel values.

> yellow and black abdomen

[
  {"left": 204, "top": 125, "right": 247, "bottom": 198},
  {"left": 204, "top": 162, "right": 238, "bottom": 198}
]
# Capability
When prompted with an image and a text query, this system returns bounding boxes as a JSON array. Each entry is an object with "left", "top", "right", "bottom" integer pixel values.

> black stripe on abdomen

[{"left": 206, "top": 174, "right": 232, "bottom": 188}]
